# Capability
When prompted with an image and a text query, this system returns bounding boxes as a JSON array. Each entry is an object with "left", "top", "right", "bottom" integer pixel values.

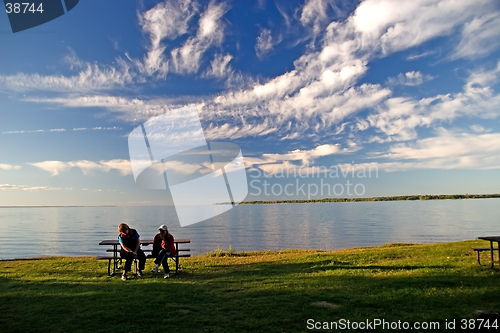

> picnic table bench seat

[
  {"left": 471, "top": 246, "right": 499, "bottom": 266},
  {"left": 97, "top": 239, "right": 190, "bottom": 276}
]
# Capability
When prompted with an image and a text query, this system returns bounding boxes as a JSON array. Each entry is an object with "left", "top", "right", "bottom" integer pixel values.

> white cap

[{"left": 158, "top": 224, "right": 168, "bottom": 231}]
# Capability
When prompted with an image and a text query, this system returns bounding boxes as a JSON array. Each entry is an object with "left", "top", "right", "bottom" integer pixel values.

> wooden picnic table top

[
  {"left": 99, "top": 239, "right": 190, "bottom": 246},
  {"left": 478, "top": 236, "right": 500, "bottom": 242}
]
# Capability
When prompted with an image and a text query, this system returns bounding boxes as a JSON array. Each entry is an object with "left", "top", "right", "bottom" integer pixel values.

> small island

[{"left": 234, "top": 193, "right": 500, "bottom": 205}]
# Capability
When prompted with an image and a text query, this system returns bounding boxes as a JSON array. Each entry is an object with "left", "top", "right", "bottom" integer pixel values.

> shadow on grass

[{"left": 1, "top": 256, "right": 499, "bottom": 333}]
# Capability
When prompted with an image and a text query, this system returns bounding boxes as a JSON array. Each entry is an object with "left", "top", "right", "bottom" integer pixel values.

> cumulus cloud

[{"left": 29, "top": 159, "right": 132, "bottom": 176}]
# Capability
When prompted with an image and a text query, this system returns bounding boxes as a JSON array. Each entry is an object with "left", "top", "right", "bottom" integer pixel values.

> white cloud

[
  {"left": 453, "top": 11, "right": 500, "bottom": 59},
  {"left": 0, "top": 164, "right": 22, "bottom": 170},
  {"left": 245, "top": 143, "right": 358, "bottom": 168},
  {"left": 353, "top": 0, "right": 497, "bottom": 55},
  {"left": 387, "top": 71, "right": 434, "bottom": 86},
  {"left": 0, "top": 184, "right": 64, "bottom": 191},
  {"left": 3, "top": 0, "right": 499, "bottom": 148},
  {"left": 375, "top": 129, "right": 500, "bottom": 170},
  {"left": 136, "top": 0, "right": 198, "bottom": 78},
  {"left": 0, "top": 58, "right": 133, "bottom": 92},
  {"left": 469, "top": 125, "right": 490, "bottom": 133},
  {"left": 28, "top": 159, "right": 132, "bottom": 176},
  {"left": 203, "top": 54, "right": 233, "bottom": 78},
  {"left": 2, "top": 128, "right": 65, "bottom": 134},
  {"left": 196, "top": 0, "right": 498, "bottom": 141},
  {"left": 170, "top": 1, "right": 228, "bottom": 74},
  {"left": 406, "top": 51, "right": 436, "bottom": 60},
  {"left": 365, "top": 62, "right": 500, "bottom": 141},
  {"left": 300, "top": 0, "right": 332, "bottom": 36},
  {"left": 386, "top": 129, "right": 500, "bottom": 159},
  {"left": 255, "top": 28, "right": 277, "bottom": 59}
]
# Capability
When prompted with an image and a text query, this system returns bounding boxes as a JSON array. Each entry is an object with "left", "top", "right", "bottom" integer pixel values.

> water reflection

[{"left": 0, "top": 199, "right": 499, "bottom": 259}]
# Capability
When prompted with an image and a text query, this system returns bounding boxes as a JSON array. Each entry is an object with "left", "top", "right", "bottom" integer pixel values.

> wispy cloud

[
  {"left": 0, "top": 58, "right": 133, "bottom": 92},
  {"left": 387, "top": 71, "right": 435, "bottom": 86},
  {"left": 406, "top": 51, "right": 436, "bottom": 60},
  {"left": 2, "top": 0, "right": 499, "bottom": 148},
  {"left": 170, "top": 1, "right": 228, "bottom": 74},
  {"left": 299, "top": 0, "right": 333, "bottom": 37},
  {"left": 369, "top": 129, "right": 500, "bottom": 171},
  {"left": 452, "top": 11, "right": 500, "bottom": 59},
  {"left": 195, "top": 0, "right": 500, "bottom": 140},
  {"left": 255, "top": 28, "right": 282, "bottom": 59},
  {"left": 203, "top": 54, "right": 233, "bottom": 78},
  {"left": 2, "top": 127, "right": 121, "bottom": 134},
  {"left": 0, "top": 164, "right": 22, "bottom": 170},
  {"left": 364, "top": 62, "right": 500, "bottom": 141},
  {"left": 0, "top": 184, "right": 66, "bottom": 191},
  {"left": 245, "top": 143, "right": 359, "bottom": 167},
  {"left": 135, "top": 0, "right": 198, "bottom": 78},
  {"left": 28, "top": 159, "right": 132, "bottom": 176}
]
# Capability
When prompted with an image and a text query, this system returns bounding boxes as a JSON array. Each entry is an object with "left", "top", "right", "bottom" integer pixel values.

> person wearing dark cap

[{"left": 151, "top": 224, "right": 177, "bottom": 278}]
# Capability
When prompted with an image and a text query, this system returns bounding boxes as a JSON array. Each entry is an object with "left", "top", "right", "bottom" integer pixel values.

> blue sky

[{"left": 1, "top": 0, "right": 500, "bottom": 206}]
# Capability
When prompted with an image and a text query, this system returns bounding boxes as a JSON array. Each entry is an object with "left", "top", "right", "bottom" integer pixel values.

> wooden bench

[
  {"left": 471, "top": 247, "right": 499, "bottom": 266},
  {"left": 98, "top": 239, "right": 190, "bottom": 276},
  {"left": 96, "top": 255, "right": 122, "bottom": 276}
]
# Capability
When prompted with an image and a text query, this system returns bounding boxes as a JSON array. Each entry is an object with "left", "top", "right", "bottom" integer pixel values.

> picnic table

[
  {"left": 473, "top": 236, "right": 500, "bottom": 269},
  {"left": 97, "top": 238, "right": 190, "bottom": 276}
]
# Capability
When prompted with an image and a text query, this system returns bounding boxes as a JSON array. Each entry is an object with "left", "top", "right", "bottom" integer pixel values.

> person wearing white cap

[{"left": 151, "top": 224, "right": 177, "bottom": 278}]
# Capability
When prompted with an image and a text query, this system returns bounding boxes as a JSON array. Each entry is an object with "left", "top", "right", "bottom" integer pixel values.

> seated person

[
  {"left": 117, "top": 223, "right": 146, "bottom": 281},
  {"left": 151, "top": 224, "right": 177, "bottom": 279}
]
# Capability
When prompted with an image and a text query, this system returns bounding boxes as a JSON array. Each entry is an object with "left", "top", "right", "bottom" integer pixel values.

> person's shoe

[
  {"left": 151, "top": 266, "right": 159, "bottom": 273},
  {"left": 137, "top": 270, "right": 143, "bottom": 277},
  {"left": 164, "top": 273, "right": 170, "bottom": 279},
  {"left": 121, "top": 274, "right": 127, "bottom": 281}
]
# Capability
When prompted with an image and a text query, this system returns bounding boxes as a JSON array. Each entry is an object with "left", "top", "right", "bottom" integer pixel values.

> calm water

[{"left": 0, "top": 199, "right": 499, "bottom": 259}]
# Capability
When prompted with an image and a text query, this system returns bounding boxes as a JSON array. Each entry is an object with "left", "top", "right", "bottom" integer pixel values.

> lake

[{"left": 0, "top": 199, "right": 498, "bottom": 259}]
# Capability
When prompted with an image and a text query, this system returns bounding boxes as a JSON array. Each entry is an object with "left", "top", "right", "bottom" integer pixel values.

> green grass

[{"left": 0, "top": 240, "right": 498, "bottom": 332}]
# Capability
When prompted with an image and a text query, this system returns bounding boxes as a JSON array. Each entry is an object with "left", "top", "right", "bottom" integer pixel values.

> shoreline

[
  {"left": 0, "top": 239, "right": 477, "bottom": 261},
  {"left": 237, "top": 193, "right": 500, "bottom": 205}
]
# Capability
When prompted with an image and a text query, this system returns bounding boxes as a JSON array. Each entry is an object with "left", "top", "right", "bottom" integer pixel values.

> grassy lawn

[{"left": 0, "top": 240, "right": 498, "bottom": 332}]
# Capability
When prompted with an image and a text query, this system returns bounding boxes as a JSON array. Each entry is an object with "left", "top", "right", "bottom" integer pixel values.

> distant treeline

[{"left": 236, "top": 194, "right": 500, "bottom": 205}]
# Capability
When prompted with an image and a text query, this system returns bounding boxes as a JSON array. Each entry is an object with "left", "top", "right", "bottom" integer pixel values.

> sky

[{"left": 1, "top": 0, "right": 500, "bottom": 207}]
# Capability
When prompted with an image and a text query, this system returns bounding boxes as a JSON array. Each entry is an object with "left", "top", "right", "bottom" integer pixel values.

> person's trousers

[
  {"left": 154, "top": 249, "right": 172, "bottom": 273},
  {"left": 120, "top": 249, "right": 146, "bottom": 273}
]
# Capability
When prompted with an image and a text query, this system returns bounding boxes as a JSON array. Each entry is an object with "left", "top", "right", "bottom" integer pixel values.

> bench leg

[
  {"left": 489, "top": 243, "right": 494, "bottom": 269},
  {"left": 133, "top": 259, "right": 138, "bottom": 277},
  {"left": 476, "top": 251, "right": 481, "bottom": 266}
]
